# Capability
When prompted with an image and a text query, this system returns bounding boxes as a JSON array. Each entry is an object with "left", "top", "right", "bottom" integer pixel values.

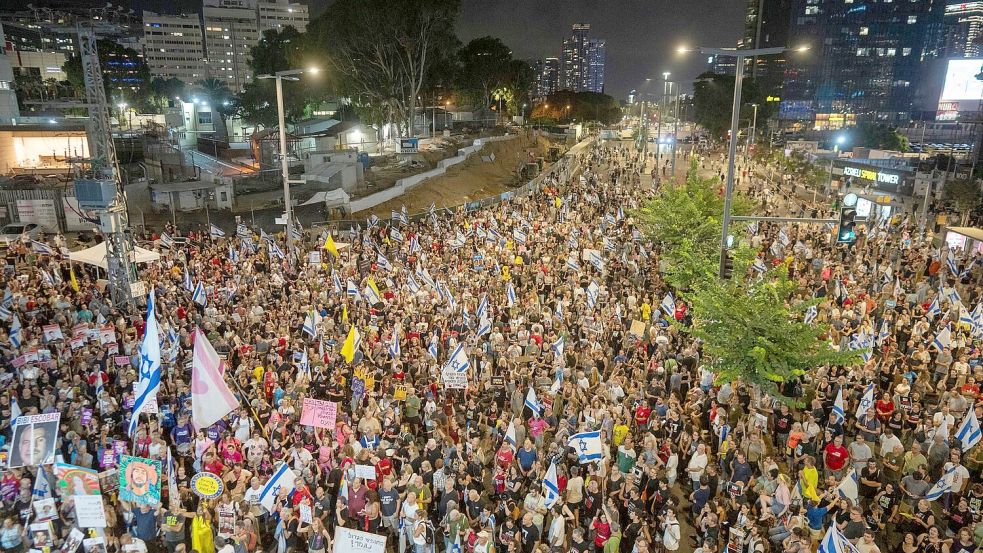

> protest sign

[
  {"left": 9, "top": 413, "right": 60, "bottom": 468},
  {"left": 33, "top": 498, "right": 57, "bottom": 521},
  {"left": 333, "top": 527, "right": 387, "bottom": 553},
  {"left": 299, "top": 399, "right": 338, "bottom": 430},
  {"left": 190, "top": 472, "right": 224, "bottom": 500},
  {"left": 54, "top": 463, "right": 101, "bottom": 496},
  {"left": 63, "top": 527, "right": 85, "bottom": 553},
  {"left": 74, "top": 495, "right": 108, "bottom": 528},
  {"left": 41, "top": 324, "right": 63, "bottom": 342},
  {"left": 354, "top": 464, "right": 376, "bottom": 480},
  {"left": 441, "top": 368, "right": 468, "bottom": 389},
  {"left": 118, "top": 455, "right": 161, "bottom": 506},
  {"left": 217, "top": 504, "right": 236, "bottom": 537},
  {"left": 83, "top": 537, "right": 107, "bottom": 553}
]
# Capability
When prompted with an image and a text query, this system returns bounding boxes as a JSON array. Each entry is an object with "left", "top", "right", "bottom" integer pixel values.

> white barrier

[{"left": 348, "top": 135, "right": 518, "bottom": 214}]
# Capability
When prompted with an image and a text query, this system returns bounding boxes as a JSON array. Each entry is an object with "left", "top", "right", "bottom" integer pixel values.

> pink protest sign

[{"left": 299, "top": 398, "right": 338, "bottom": 430}]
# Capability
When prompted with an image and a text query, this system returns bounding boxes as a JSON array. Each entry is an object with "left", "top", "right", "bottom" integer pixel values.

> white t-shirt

[{"left": 944, "top": 462, "right": 971, "bottom": 493}]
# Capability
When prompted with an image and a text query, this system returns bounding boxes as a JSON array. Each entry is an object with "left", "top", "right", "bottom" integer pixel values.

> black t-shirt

[
  {"left": 859, "top": 467, "right": 881, "bottom": 497},
  {"left": 520, "top": 523, "right": 539, "bottom": 553},
  {"left": 285, "top": 519, "right": 301, "bottom": 549},
  {"left": 775, "top": 413, "right": 794, "bottom": 434}
]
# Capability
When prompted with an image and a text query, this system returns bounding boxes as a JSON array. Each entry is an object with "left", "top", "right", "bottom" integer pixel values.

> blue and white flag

[
  {"left": 818, "top": 523, "right": 859, "bottom": 553},
  {"left": 388, "top": 329, "right": 401, "bottom": 360},
  {"left": 660, "top": 293, "right": 676, "bottom": 317},
  {"left": 588, "top": 250, "right": 604, "bottom": 272},
  {"left": 9, "top": 315, "right": 21, "bottom": 348},
  {"left": 543, "top": 461, "right": 560, "bottom": 508},
  {"left": 476, "top": 318, "right": 492, "bottom": 339},
  {"left": 927, "top": 297, "right": 941, "bottom": 319},
  {"left": 877, "top": 320, "right": 890, "bottom": 346},
  {"left": 836, "top": 468, "right": 859, "bottom": 502},
  {"left": 128, "top": 291, "right": 163, "bottom": 436},
  {"left": 32, "top": 465, "right": 51, "bottom": 500},
  {"left": 445, "top": 343, "right": 470, "bottom": 372},
  {"left": 551, "top": 336, "right": 565, "bottom": 358},
  {"left": 513, "top": 229, "right": 527, "bottom": 245},
  {"left": 368, "top": 214, "right": 380, "bottom": 228},
  {"left": 752, "top": 257, "right": 767, "bottom": 273},
  {"left": 31, "top": 241, "right": 55, "bottom": 255},
  {"left": 332, "top": 274, "right": 343, "bottom": 295},
  {"left": 957, "top": 409, "right": 982, "bottom": 452},
  {"left": 346, "top": 279, "right": 360, "bottom": 298},
  {"left": 586, "top": 281, "right": 600, "bottom": 309},
  {"left": 390, "top": 228, "right": 404, "bottom": 242},
  {"left": 409, "top": 235, "right": 421, "bottom": 253},
  {"left": 236, "top": 223, "right": 250, "bottom": 239},
  {"left": 932, "top": 325, "right": 952, "bottom": 352},
  {"left": 268, "top": 242, "right": 286, "bottom": 260},
  {"left": 506, "top": 282, "right": 517, "bottom": 307},
  {"left": 476, "top": 296, "right": 488, "bottom": 320},
  {"left": 159, "top": 232, "right": 175, "bottom": 249},
  {"left": 0, "top": 305, "right": 10, "bottom": 322},
  {"left": 9, "top": 397, "right": 20, "bottom": 428},
  {"left": 947, "top": 253, "right": 960, "bottom": 276},
  {"left": 926, "top": 466, "right": 957, "bottom": 501},
  {"left": 302, "top": 312, "right": 317, "bottom": 339},
  {"left": 192, "top": 282, "right": 207, "bottom": 307},
  {"left": 830, "top": 387, "right": 846, "bottom": 425},
  {"left": 855, "top": 383, "right": 875, "bottom": 419},
  {"left": 568, "top": 430, "right": 604, "bottom": 464},
  {"left": 259, "top": 463, "right": 298, "bottom": 512},
  {"left": 566, "top": 256, "right": 581, "bottom": 272},
  {"left": 210, "top": 224, "right": 225, "bottom": 238},
  {"left": 504, "top": 420, "right": 517, "bottom": 448},
  {"left": 184, "top": 267, "right": 193, "bottom": 292},
  {"left": 407, "top": 273, "right": 421, "bottom": 294},
  {"left": 427, "top": 336, "right": 439, "bottom": 361},
  {"left": 525, "top": 387, "right": 541, "bottom": 417},
  {"left": 804, "top": 305, "right": 817, "bottom": 325},
  {"left": 297, "top": 349, "right": 310, "bottom": 374},
  {"left": 229, "top": 245, "right": 239, "bottom": 263}
]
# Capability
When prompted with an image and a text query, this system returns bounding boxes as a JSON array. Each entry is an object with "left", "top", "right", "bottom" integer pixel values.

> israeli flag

[
  {"left": 926, "top": 466, "right": 957, "bottom": 501},
  {"left": 551, "top": 335, "right": 565, "bottom": 358},
  {"left": 33, "top": 465, "right": 51, "bottom": 500},
  {"left": 543, "top": 461, "right": 560, "bottom": 508},
  {"left": 932, "top": 325, "right": 952, "bottom": 352},
  {"left": 804, "top": 305, "right": 818, "bottom": 325},
  {"left": 302, "top": 312, "right": 317, "bottom": 338},
  {"left": 346, "top": 279, "right": 360, "bottom": 298},
  {"left": 236, "top": 223, "right": 250, "bottom": 239},
  {"left": 752, "top": 257, "right": 766, "bottom": 273},
  {"left": 568, "top": 430, "right": 604, "bottom": 464},
  {"left": 9, "top": 315, "right": 21, "bottom": 348},
  {"left": 427, "top": 336, "right": 439, "bottom": 361},
  {"left": 927, "top": 297, "right": 941, "bottom": 319},
  {"left": 0, "top": 305, "right": 10, "bottom": 322},
  {"left": 947, "top": 253, "right": 960, "bottom": 276},
  {"left": 291, "top": 225, "right": 302, "bottom": 242},
  {"left": 297, "top": 349, "right": 310, "bottom": 374},
  {"left": 818, "top": 523, "right": 859, "bottom": 553},
  {"left": 603, "top": 237, "right": 616, "bottom": 252},
  {"left": 507, "top": 282, "right": 517, "bottom": 307},
  {"left": 159, "top": 232, "right": 175, "bottom": 249},
  {"left": 9, "top": 397, "right": 20, "bottom": 427},
  {"left": 391, "top": 210, "right": 401, "bottom": 224},
  {"left": 407, "top": 273, "right": 421, "bottom": 294},
  {"left": 587, "top": 281, "right": 600, "bottom": 309},
  {"left": 259, "top": 463, "right": 298, "bottom": 512},
  {"left": 368, "top": 214, "right": 380, "bottom": 228},
  {"left": 855, "top": 383, "right": 875, "bottom": 419},
  {"left": 268, "top": 242, "right": 286, "bottom": 260},
  {"left": 525, "top": 387, "right": 541, "bottom": 417},
  {"left": 128, "top": 291, "right": 163, "bottom": 436},
  {"left": 410, "top": 235, "right": 421, "bottom": 253},
  {"left": 566, "top": 256, "right": 582, "bottom": 272},
  {"left": 31, "top": 240, "right": 55, "bottom": 255},
  {"left": 229, "top": 245, "right": 239, "bottom": 263},
  {"left": 476, "top": 296, "right": 488, "bottom": 320},
  {"left": 504, "top": 420, "right": 517, "bottom": 448},
  {"left": 192, "top": 281, "right": 207, "bottom": 307},
  {"left": 588, "top": 250, "right": 604, "bottom": 271},
  {"left": 390, "top": 228, "right": 404, "bottom": 242},
  {"left": 476, "top": 318, "right": 492, "bottom": 339},
  {"left": 376, "top": 253, "right": 392, "bottom": 271},
  {"left": 660, "top": 293, "right": 676, "bottom": 317},
  {"left": 957, "top": 409, "right": 982, "bottom": 452},
  {"left": 210, "top": 224, "right": 225, "bottom": 238},
  {"left": 260, "top": 229, "right": 273, "bottom": 243},
  {"left": 445, "top": 343, "right": 470, "bottom": 372},
  {"left": 836, "top": 468, "right": 859, "bottom": 502},
  {"left": 877, "top": 320, "right": 890, "bottom": 346},
  {"left": 960, "top": 305, "right": 976, "bottom": 328},
  {"left": 388, "top": 330, "right": 401, "bottom": 360},
  {"left": 830, "top": 387, "right": 846, "bottom": 424},
  {"left": 513, "top": 229, "right": 527, "bottom": 245}
]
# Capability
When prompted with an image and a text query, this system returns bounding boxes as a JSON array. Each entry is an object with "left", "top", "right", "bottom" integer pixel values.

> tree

[
  {"left": 944, "top": 178, "right": 981, "bottom": 225},
  {"left": 691, "top": 72, "right": 770, "bottom": 139},
  {"left": 307, "top": 0, "right": 460, "bottom": 136},
  {"left": 634, "top": 159, "right": 753, "bottom": 289},
  {"left": 854, "top": 123, "right": 910, "bottom": 152},
  {"left": 455, "top": 36, "right": 514, "bottom": 110},
  {"left": 190, "top": 78, "right": 234, "bottom": 144},
  {"left": 148, "top": 77, "right": 186, "bottom": 113},
  {"left": 531, "top": 91, "right": 621, "bottom": 125},
  {"left": 63, "top": 39, "right": 152, "bottom": 109},
  {"left": 685, "top": 265, "right": 863, "bottom": 404}
]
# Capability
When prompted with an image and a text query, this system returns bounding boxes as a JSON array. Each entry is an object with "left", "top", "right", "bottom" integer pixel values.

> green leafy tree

[
  {"left": 944, "top": 178, "right": 981, "bottom": 225},
  {"left": 854, "top": 123, "right": 910, "bottom": 152},
  {"left": 148, "top": 77, "right": 186, "bottom": 113},
  {"left": 63, "top": 39, "right": 152, "bottom": 108},
  {"left": 530, "top": 91, "right": 621, "bottom": 124},
  {"left": 455, "top": 36, "right": 513, "bottom": 109},
  {"left": 307, "top": 0, "right": 460, "bottom": 136},
  {"left": 685, "top": 265, "right": 863, "bottom": 404},
  {"left": 691, "top": 72, "right": 770, "bottom": 139}
]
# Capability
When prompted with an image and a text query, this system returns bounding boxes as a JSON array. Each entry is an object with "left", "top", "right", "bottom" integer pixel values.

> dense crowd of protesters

[{"left": 0, "top": 137, "right": 980, "bottom": 553}]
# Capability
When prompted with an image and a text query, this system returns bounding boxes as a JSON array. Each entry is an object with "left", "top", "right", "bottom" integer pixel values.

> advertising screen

[{"left": 939, "top": 59, "right": 983, "bottom": 104}]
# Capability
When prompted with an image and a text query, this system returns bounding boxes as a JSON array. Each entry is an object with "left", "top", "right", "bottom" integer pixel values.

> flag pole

[{"left": 226, "top": 371, "right": 270, "bottom": 442}]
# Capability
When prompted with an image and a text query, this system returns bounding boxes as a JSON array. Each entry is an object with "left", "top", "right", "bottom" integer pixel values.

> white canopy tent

[{"left": 68, "top": 242, "right": 161, "bottom": 270}]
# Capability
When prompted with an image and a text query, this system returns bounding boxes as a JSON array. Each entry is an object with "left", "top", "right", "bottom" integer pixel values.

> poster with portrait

[
  {"left": 33, "top": 498, "right": 57, "bottom": 522},
  {"left": 55, "top": 463, "right": 101, "bottom": 496},
  {"left": 82, "top": 538, "right": 106, "bottom": 553},
  {"left": 117, "top": 455, "right": 161, "bottom": 506},
  {"left": 28, "top": 522, "right": 54, "bottom": 552},
  {"left": 62, "top": 527, "right": 85, "bottom": 553},
  {"left": 8, "top": 413, "right": 60, "bottom": 468}
]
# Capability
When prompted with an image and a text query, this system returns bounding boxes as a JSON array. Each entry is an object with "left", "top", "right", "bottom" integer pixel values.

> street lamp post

[
  {"left": 671, "top": 86, "right": 680, "bottom": 177},
  {"left": 678, "top": 45, "right": 805, "bottom": 277},
  {"left": 746, "top": 103, "right": 758, "bottom": 156},
  {"left": 657, "top": 72, "right": 670, "bottom": 169},
  {"left": 257, "top": 67, "right": 319, "bottom": 252}
]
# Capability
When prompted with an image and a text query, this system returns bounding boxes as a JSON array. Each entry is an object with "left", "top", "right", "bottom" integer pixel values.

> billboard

[{"left": 937, "top": 59, "right": 983, "bottom": 119}]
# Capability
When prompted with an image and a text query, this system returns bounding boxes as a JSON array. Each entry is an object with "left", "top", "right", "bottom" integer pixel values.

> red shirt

[
  {"left": 635, "top": 406, "right": 652, "bottom": 426},
  {"left": 824, "top": 443, "right": 848, "bottom": 471},
  {"left": 875, "top": 399, "right": 894, "bottom": 420},
  {"left": 495, "top": 447, "right": 514, "bottom": 470}
]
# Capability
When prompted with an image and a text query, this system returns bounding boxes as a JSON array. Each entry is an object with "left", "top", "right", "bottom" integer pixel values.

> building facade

[
  {"left": 741, "top": 0, "right": 791, "bottom": 93},
  {"left": 202, "top": 0, "right": 260, "bottom": 92},
  {"left": 258, "top": 0, "right": 308, "bottom": 33},
  {"left": 532, "top": 57, "right": 559, "bottom": 98},
  {"left": 781, "top": 0, "right": 946, "bottom": 128},
  {"left": 944, "top": 1, "right": 983, "bottom": 58},
  {"left": 143, "top": 12, "right": 205, "bottom": 85},
  {"left": 559, "top": 23, "right": 606, "bottom": 93}
]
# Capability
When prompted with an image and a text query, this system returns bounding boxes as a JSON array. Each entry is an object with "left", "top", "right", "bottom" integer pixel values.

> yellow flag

[
  {"left": 323, "top": 234, "right": 340, "bottom": 258},
  {"left": 69, "top": 267, "right": 80, "bottom": 292},
  {"left": 342, "top": 304, "right": 348, "bottom": 323},
  {"left": 365, "top": 277, "right": 383, "bottom": 304},
  {"left": 340, "top": 325, "right": 361, "bottom": 363}
]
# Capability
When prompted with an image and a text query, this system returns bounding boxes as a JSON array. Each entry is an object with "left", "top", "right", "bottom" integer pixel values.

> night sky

[{"left": 455, "top": 0, "right": 747, "bottom": 100}]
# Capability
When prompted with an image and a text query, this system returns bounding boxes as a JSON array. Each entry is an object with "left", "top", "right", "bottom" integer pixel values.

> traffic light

[
  {"left": 719, "top": 247, "right": 735, "bottom": 279},
  {"left": 837, "top": 206, "right": 857, "bottom": 244}
]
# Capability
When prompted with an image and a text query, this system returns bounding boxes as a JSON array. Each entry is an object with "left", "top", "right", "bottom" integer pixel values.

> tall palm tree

[{"left": 195, "top": 78, "right": 232, "bottom": 145}]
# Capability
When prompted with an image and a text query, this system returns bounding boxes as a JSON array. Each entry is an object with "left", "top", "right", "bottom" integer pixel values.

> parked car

[{"left": 0, "top": 222, "right": 42, "bottom": 246}]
